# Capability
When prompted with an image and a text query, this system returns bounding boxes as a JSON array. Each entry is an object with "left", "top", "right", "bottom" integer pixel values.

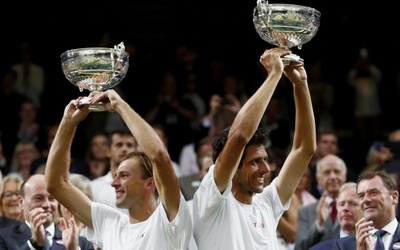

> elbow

[
  {"left": 304, "top": 143, "right": 317, "bottom": 159},
  {"left": 293, "top": 140, "right": 316, "bottom": 159},
  {"left": 152, "top": 147, "right": 170, "bottom": 163},
  {"left": 230, "top": 129, "right": 251, "bottom": 146},
  {"left": 45, "top": 175, "right": 65, "bottom": 197},
  {"left": 46, "top": 176, "right": 58, "bottom": 195}
]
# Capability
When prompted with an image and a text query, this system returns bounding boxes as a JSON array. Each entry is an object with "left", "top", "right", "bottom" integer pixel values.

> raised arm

[
  {"left": 213, "top": 48, "right": 288, "bottom": 192},
  {"left": 45, "top": 98, "right": 94, "bottom": 229},
  {"left": 276, "top": 63, "right": 317, "bottom": 205},
  {"left": 90, "top": 90, "right": 181, "bottom": 221}
]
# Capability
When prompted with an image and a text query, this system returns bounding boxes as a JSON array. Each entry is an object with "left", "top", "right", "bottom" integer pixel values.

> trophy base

[
  {"left": 282, "top": 54, "right": 304, "bottom": 67},
  {"left": 79, "top": 96, "right": 106, "bottom": 112}
]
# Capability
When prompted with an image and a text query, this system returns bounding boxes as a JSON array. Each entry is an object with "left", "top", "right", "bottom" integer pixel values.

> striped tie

[{"left": 374, "top": 230, "right": 387, "bottom": 250}]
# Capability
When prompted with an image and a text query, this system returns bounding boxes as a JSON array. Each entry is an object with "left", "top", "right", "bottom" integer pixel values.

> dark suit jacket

[
  {"left": 333, "top": 222, "right": 400, "bottom": 250},
  {"left": 0, "top": 222, "right": 94, "bottom": 250},
  {"left": 309, "top": 237, "right": 340, "bottom": 250},
  {"left": 295, "top": 201, "right": 340, "bottom": 250},
  {"left": 0, "top": 216, "right": 21, "bottom": 229}
]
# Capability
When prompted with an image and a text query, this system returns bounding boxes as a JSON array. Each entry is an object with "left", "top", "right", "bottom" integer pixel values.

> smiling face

[
  {"left": 1, "top": 179, "right": 22, "bottom": 220},
  {"left": 232, "top": 144, "right": 270, "bottom": 200},
  {"left": 357, "top": 175, "right": 398, "bottom": 228},
  {"left": 316, "top": 154, "right": 347, "bottom": 198},
  {"left": 111, "top": 152, "right": 155, "bottom": 210},
  {"left": 20, "top": 175, "right": 58, "bottom": 228}
]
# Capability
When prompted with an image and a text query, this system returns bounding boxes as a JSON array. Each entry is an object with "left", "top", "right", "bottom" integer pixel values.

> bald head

[
  {"left": 316, "top": 154, "right": 347, "bottom": 175},
  {"left": 316, "top": 154, "right": 347, "bottom": 198}
]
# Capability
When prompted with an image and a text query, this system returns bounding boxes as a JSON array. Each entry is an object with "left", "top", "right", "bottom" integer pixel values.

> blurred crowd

[{"left": 1, "top": 34, "right": 400, "bottom": 249}]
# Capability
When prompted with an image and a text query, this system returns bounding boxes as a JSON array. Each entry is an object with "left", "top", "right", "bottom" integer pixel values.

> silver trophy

[
  {"left": 61, "top": 42, "right": 129, "bottom": 112},
  {"left": 253, "top": 0, "right": 321, "bottom": 66}
]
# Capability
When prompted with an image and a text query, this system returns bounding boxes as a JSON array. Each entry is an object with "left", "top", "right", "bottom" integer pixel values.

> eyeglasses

[{"left": 1, "top": 192, "right": 19, "bottom": 200}]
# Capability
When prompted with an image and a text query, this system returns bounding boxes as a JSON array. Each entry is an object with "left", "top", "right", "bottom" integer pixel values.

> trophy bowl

[
  {"left": 253, "top": 1, "right": 321, "bottom": 66},
  {"left": 61, "top": 42, "right": 129, "bottom": 111}
]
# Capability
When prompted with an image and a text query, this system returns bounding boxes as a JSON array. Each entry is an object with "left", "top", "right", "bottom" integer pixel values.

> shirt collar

[{"left": 371, "top": 218, "right": 398, "bottom": 236}]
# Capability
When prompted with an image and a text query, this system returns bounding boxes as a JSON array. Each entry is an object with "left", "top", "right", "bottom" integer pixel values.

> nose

[
  {"left": 42, "top": 198, "right": 51, "bottom": 208},
  {"left": 111, "top": 177, "right": 119, "bottom": 188},
  {"left": 263, "top": 161, "right": 271, "bottom": 174}
]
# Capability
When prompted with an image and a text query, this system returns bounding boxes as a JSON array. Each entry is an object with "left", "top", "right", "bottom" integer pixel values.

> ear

[
  {"left": 18, "top": 196, "right": 23, "bottom": 209},
  {"left": 393, "top": 190, "right": 399, "bottom": 204},
  {"left": 146, "top": 177, "right": 156, "bottom": 190}
]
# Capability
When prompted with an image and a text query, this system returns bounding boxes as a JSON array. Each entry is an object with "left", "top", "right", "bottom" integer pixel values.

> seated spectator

[
  {"left": 295, "top": 154, "right": 347, "bottom": 250},
  {"left": 0, "top": 173, "right": 24, "bottom": 221},
  {"left": 0, "top": 174, "right": 94, "bottom": 249},
  {"left": 179, "top": 151, "right": 213, "bottom": 201},
  {"left": 309, "top": 182, "right": 363, "bottom": 249},
  {"left": 9, "top": 141, "right": 40, "bottom": 181},
  {"left": 0, "top": 173, "right": 24, "bottom": 228},
  {"left": 294, "top": 167, "right": 317, "bottom": 207},
  {"left": 84, "top": 132, "right": 110, "bottom": 180},
  {"left": 179, "top": 135, "right": 214, "bottom": 177},
  {"left": 17, "top": 99, "right": 41, "bottom": 145}
]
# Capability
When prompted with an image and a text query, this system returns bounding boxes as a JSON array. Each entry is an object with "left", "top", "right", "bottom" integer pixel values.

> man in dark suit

[
  {"left": 0, "top": 174, "right": 93, "bottom": 250},
  {"left": 333, "top": 171, "right": 400, "bottom": 249},
  {"left": 309, "top": 182, "right": 363, "bottom": 250},
  {"left": 295, "top": 154, "right": 347, "bottom": 250}
]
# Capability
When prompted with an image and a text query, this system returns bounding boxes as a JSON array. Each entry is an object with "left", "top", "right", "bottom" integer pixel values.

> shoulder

[
  {"left": 0, "top": 222, "right": 27, "bottom": 240},
  {"left": 0, "top": 216, "right": 21, "bottom": 229},
  {"left": 309, "top": 238, "right": 337, "bottom": 250},
  {"left": 299, "top": 200, "right": 318, "bottom": 212},
  {"left": 334, "top": 235, "right": 356, "bottom": 248}
]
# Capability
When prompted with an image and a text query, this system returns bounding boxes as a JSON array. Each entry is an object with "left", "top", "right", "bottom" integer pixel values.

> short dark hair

[
  {"left": 317, "top": 129, "right": 338, "bottom": 142},
  {"left": 212, "top": 127, "right": 268, "bottom": 165},
  {"left": 108, "top": 129, "right": 135, "bottom": 147},
  {"left": 357, "top": 171, "right": 397, "bottom": 192}
]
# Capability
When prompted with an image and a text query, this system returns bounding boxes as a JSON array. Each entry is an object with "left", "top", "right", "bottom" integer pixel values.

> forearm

[
  {"left": 291, "top": 80, "right": 316, "bottom": 155},
  {"left": 115, "top": 101, "right": 167, "bottom": 160},
  {"left": 230, "top": 71, "right": 281, "bottom": 137}
]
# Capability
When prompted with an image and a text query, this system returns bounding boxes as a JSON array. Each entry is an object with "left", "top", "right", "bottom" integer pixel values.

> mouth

[
  {"left": 115, "top": 190, "right": 124, "bottom": 199},
  {"left": 364, "top": 206, "right": 377, "bottom": 212}
]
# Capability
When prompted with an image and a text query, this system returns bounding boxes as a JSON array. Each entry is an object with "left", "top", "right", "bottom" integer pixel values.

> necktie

[
  {"left": 45, "top": 230, "right": 51, "bottom": 250},
  {"left": 330, "top": 200, "right": 337, "bottom": 222},
  {"left": 374, "top": 230, "right": 387, "bottom": 250}
]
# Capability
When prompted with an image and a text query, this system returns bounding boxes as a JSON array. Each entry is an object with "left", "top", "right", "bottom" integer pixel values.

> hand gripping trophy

[
  {"left": 253, "top": 0, "right": 321, "bottom": 67},
  {"left": 61, "top": 42, "right": 129, "bottom": 111}
]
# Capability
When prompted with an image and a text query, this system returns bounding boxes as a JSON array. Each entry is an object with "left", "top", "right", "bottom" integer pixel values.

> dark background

[{"left": 2, "top": 1, "right": 399, "bottom": 171}]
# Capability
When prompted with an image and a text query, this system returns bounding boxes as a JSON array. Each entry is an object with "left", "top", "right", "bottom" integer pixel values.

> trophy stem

[
  {"left": 88, "top": 103, "right": 106, "bottom": 112},
  {"left": 78, "top": 92, "right": 106, "bottom": 112}
]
